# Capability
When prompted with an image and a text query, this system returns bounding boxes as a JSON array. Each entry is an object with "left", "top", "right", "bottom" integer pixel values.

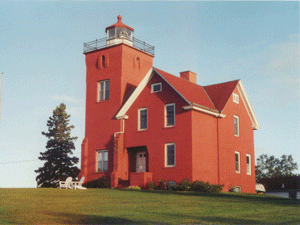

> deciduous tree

[{"left": 255, "top": 154, "right": 298, "bottom": 180}]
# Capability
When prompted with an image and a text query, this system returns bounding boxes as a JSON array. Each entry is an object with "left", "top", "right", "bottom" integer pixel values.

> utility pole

[{"left": 0, "top": 72, "right": 3, "bottom": 121}]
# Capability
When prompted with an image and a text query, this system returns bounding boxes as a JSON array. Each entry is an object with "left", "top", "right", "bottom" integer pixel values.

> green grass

[{"left": 0, "top": 188, "right": 299, "bottom": 224}]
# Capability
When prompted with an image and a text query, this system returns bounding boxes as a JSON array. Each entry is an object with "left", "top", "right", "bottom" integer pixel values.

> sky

[{"left": 0, "top": 1, "right": 299, "bottom": 188}]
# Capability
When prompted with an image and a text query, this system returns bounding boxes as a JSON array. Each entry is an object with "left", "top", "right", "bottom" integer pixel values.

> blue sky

[{"left": 0, "top": 1, "right": 299, "bottom": 188}]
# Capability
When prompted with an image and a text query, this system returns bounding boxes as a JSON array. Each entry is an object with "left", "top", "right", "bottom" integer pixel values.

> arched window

[{"left": 102, "top": 55, "right": 106, "bottom": 68}]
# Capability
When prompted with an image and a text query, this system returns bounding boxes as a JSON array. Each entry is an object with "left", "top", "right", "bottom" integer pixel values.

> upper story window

[
  {"left": 98, "top": 80, "right": 109, "bottom": 101},
  {"left": 165, "top": 143, "right": 176, "bottom": 167},
  {"left": 151, "top": 83, "right": 162, "bottom": 93},
  {"left": 234, "top": 115, "right": 239, "bottom": 137},
  {"left": 138, "top": 108, "right": 148, "bottom": 130},
  {"left": 233, "top": 93, "right": 239, "bottom": 104},
  {"left": 97, "top": 150, "right": 108, "bottom": 172},
  {"left": 246, "top": 154, "right": 251, "bottom": 175},
  {"left": 235, "top": 151, "right": 240, "bottom": 173},
  {"left": 165, "top": 103, "right": 175, "bottom": 127}
]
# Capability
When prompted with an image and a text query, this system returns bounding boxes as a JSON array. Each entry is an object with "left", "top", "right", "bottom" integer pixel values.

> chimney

[{"left": 180, "top": 71, "right": 197, "bottom": 84}]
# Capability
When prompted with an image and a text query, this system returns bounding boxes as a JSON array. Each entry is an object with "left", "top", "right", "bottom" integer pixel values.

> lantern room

[{"left": 106, "top": 15, "right": 134, "bottom": 47}]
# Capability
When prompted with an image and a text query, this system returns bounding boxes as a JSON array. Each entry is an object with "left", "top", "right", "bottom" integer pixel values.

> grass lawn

[{"left": 0, "top": 188, "right": 299, "bottom": 224}]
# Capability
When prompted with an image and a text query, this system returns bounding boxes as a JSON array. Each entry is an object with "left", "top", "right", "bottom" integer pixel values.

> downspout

[
  {"left": 217, "top": 117, "right": 220, "bottom": 185},
  {"left": 114, "top": 117, "right": 126, "bottom": 138}
]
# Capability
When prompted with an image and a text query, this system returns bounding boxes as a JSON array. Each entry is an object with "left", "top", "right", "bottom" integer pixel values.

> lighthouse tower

[{"left": 80, "top": 16, "right": 155, "bottom": 186}]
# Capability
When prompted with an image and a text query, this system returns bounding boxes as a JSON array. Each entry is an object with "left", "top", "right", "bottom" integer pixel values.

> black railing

[{"left": 83, "top": 37, "right": 155, "bottom": 56}]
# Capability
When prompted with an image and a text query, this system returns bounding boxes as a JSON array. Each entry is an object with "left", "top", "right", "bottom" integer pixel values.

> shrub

[
  {"left": 179, "top": 178, "right": 193, "bottom": 191},
  {"left": 155, "top": 179, "right": 165, "bottom": 190},
  {"left": 191, "top": 180, "right": 224, "bottom": 193},
  {"left": 84, "top": 176, "right": 110, "bottom": 188},
  {"left": 126, "top": 186, "right": 141, "bottom": 190},
  {"left": 147, "top": 181, "right": 155, "bottom": 190}
]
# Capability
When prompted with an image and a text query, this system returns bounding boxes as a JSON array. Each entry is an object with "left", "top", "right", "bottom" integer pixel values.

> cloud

[
  {"left": 51, "top": 95, "right": 79, "bottom": 103},
  {"left": 258, "top": 34, "right": 300, "bottom": 105}
]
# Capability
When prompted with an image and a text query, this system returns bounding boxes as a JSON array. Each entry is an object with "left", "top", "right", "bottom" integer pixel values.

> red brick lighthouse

[{"left": 80, "top": 16, "right": 259, "bottom": 193}]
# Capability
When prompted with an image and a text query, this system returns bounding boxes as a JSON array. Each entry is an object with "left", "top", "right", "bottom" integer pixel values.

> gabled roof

[
  {"left": 154, "top": 68, "right": 217, "bottom": 111},
  {"left": 115, "top": 67, "right": 259, "bottom": 129},
  {"left": 204, "top": 80, "right": 240, "bottom": 112}
]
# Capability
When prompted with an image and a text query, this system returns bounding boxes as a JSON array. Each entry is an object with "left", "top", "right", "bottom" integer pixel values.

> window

[
  {"left": 246, "top": 154, "right": 251, "bottom": 175},
  {"left": 233, "top": 93, "right": 239, "bottom": 104},
  {"left": 98, "top": 80, "right": 109, "bottom": 101},
  {"left": 234, "top": 115, "right": 239, "bottom": 136},
  {"left": 102, "top": 55, "right": 106, "bottom": 68},
  {"left": 97, "top": 150, "right": 108, "bottom": 172},
  {"left": 138, "top": 108, "right": 148, "bottom": 130},
  {"left": 235, "top": 151, "right": 240, "bottom": 173},
  {"left": 151, "top": 83, "right": 162, "bottom": 93},
  {"left": 165, "top": 143, "right": 176, "bottom": 167},
  {"left": 165, "top": 103, "right": 175, "bottom": 127}
]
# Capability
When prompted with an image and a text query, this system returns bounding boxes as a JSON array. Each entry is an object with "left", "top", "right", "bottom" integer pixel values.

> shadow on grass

[
  {"left": 45, "top": 212, "right": 167, "bottom": 224},
  {"left": 116, "top": 189, "right": 300, "bottom": 206}
]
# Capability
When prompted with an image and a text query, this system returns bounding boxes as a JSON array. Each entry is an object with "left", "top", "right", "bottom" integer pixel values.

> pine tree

[{"left": 35, "top": 103, "right": 80, "bottom": 187}]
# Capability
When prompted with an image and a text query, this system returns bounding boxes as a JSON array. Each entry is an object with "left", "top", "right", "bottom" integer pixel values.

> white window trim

[
  {"left": 165, "top": 103, "right": 175, "bottom": 127},
  {"left": 234, "top": 115, "right": 239, "bottom": 137},
  {"left": 96, "top": 150, "right": 108, "bottom": 172},
  {"left": 235, "top": 151, "right": 240, "bottom": 173},
  {"left": 138, "top": 108, "right": 148, "bottom": 131},
  {"left": 97, "top": 80, "right": 109, "bottom": 102},
  {"left": 165, "top": 143, "right": 176, "bottom": 167},
  {"left": 233, "top": 93, "right": 239, "bottom": 104},
  {"left": 151, "top": 82, "right": 162, "bottom": 93},
  {"left": 246, "top": 154, "right": 251, "bottom": 175}
]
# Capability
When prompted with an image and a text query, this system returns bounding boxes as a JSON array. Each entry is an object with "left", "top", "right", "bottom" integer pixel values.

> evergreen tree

[{"left": 35, "top": 103, "right": 80, "bottom": 187}]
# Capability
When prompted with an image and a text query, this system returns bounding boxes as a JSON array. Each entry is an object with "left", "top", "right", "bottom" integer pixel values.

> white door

[{"left": 136, "top": 151, "right": 147, "bottom": 172}]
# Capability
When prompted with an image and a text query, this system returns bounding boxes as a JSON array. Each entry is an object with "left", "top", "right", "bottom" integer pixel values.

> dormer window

[{"left": 151, "top": 83, "right": 162, "bottom": 93}]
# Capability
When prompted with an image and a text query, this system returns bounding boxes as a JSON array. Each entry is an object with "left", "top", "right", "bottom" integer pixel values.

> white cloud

[{"left": 51, "top": 95, "right": 79, "bottom": 103}]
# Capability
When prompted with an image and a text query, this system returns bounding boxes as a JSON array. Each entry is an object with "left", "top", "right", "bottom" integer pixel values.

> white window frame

[
  {"left": 97, "top": 80, "right": 109, "bottom": 102},
  {"left": 165, "top": 143, "right": 176, "bottom": 167},
  {"left": 96, "top": 150, "right": 108, "bottom": 172},
  {"left": 151, "top": 83, "right": 162, "bottom": 93},
  {"left": 234, "top": 115, "right": 239, "bottom": 137},
  {"left": 235, "top": 151, "right": 240, "bottom": 173},
  {"left": 138, "top": 108, "right": 148, "bottom": 131},
  {"left": 165, "top": 103, "right": 175, "bottom": 127},
  {"left": 246, "top": 154, "right": 251, "bottom": 175},
  {"left": 233, "top": 93, "right": 239, "bottom": 104}
]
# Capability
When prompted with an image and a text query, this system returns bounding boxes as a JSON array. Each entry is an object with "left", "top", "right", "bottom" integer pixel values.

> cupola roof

[{"left": 105, "top": 15, "right": 134, "bottom": 32}]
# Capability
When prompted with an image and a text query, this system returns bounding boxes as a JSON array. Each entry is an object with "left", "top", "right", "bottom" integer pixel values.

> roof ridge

[{"left": 204, "top": 79, "right": 240, "bottom": 87}]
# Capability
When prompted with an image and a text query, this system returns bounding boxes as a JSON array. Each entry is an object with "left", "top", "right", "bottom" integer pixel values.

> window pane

[
  {"left": 103, "top": 161, "right": 108, "bottom": 171},
  {"left": 105, "top": 80, "right": 109, "bottom": 100},
  {"left": 235, "top": 153, "right": 240, "bottom": 172},
  {"left": 167, "top": 145, "right": 175, "bottom": 166},
  {"left": 140, "top": 109, "right": 147, "bottom": 129},
  {"left": 166, "top": 105, "right": 175, "bottom": 126},
  {"left": 104, "top": 151, "right": 108, "bottom": 161},
  {"left": 98, "top": 161, "right": 103, "bottom": 171},
  {"left": 100, "top": 82, "right": 104, "bottom": 101}
]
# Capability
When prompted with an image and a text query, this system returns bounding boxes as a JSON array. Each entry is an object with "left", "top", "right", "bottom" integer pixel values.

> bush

[
  {"left": 84, "top": 176, "right": 110, "bottom": 188},
  {"left": 155, "top": 179, "right": 165, "bottom": 190},
  {"left": 191, "top": 180, "right": 224, "bottom": 193},
  {"left": 147, "top": 181, "right": 155, "bottom": 190},
  {"left": 179, "top": 179, "right": 193, "bottom": 191},
  {"left": 126, "top": 186, "right": 141, "bottom": 190}
]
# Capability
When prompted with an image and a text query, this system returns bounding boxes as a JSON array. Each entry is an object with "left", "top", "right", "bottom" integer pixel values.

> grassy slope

[{"left": 0, "top": 188, "right": 299, "bottom": 224}]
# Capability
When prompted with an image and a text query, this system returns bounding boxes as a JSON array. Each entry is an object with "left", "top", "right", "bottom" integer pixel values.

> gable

[{"left": 204, "top": 80, "right": 240, "bottom": 112}]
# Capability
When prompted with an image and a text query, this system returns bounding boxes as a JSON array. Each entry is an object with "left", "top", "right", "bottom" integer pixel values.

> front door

[{"left": 136, "top": 151, "right": 147, "bottom": 172}]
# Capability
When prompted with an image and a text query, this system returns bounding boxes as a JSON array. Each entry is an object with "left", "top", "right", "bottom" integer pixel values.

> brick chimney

[{"left": 180, "top": 71, "right": 197, "bottom": 84}]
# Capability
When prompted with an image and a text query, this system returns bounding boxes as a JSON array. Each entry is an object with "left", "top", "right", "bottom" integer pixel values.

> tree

[
  {"left": 255, "top": 154, "right": 298, "bottom": 180},
  {"left": 35, "top": 103, "right": 80, "bottom": 187}
]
